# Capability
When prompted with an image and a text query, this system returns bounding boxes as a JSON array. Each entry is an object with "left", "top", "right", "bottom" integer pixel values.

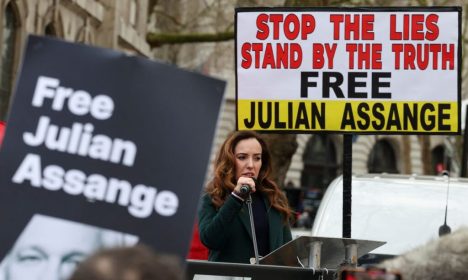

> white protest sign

[{"left": 236, "top": 7, "right": 461, "bottom": 134}]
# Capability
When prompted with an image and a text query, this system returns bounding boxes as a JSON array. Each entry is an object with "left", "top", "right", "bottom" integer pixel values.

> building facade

[{"left": 0, "top": 0, "right": 151, "bottom": 122}]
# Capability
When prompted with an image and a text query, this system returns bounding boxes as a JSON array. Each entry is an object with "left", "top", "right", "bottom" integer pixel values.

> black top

[
  {"left": 198, "top": 193, "right": 293, "bottom": 263},
  {"left": 251, "top": 191, "right": 270, "bottom": 257}
]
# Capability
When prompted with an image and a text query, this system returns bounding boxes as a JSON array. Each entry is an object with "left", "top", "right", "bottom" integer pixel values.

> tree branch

[{"left": 146, "top": 31, "right": 234, "bottom": 48}]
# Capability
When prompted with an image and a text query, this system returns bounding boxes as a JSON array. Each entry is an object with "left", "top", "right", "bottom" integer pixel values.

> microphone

[{"left": 240, "top": 184, "right": 251, "bottom": 195}]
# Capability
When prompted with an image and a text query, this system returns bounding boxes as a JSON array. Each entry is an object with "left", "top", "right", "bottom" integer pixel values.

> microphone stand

[{"left": 246, "top": 194, "right": 260, "bottom": 264}]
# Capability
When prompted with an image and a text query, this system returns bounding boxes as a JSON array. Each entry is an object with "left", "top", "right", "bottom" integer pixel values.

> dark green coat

[{"left": 198, "top": 194, "right": 292, "bottom": 264}]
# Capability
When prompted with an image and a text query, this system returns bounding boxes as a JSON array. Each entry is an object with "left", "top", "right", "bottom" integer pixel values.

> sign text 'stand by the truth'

[{"left": 235, "top": 8, "right": 461, "bottom": 134}]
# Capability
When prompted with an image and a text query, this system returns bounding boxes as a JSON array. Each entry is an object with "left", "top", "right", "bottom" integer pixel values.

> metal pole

[
  {"left": 344, "top": 243, "right": 358, "bottom": 267},
  {"left": 343, "top": 134, "right": 353, "bottom": 238},
  {"left": 461, "top": 104, "right": 468, "bottom": 177},
  {"left": 308, "top": 241, "right": 322, "bottom": 269},
  {"left": 246, "top": 195, "right": 260, "bottom": 264}
]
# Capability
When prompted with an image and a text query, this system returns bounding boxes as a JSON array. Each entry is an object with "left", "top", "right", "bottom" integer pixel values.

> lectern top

[{"left": 259, "top": 236, "right": 385, "bottom": 269}]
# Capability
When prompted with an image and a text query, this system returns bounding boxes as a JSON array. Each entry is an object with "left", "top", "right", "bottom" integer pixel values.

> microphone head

[{"left": 240, "top": 185, "right": 251, "bottom": 194}]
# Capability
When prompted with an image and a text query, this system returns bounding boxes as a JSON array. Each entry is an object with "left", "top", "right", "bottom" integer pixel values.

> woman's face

[{"left": 234, "top": 138, "right": 262, "bottom": 180}]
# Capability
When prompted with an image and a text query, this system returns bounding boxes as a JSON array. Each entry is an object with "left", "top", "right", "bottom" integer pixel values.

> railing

[{"left": 185, "top": 260, "right": 336, "bottom": 280}]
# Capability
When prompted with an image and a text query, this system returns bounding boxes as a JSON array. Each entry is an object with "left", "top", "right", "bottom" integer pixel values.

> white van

[{"left": 310, "top": 174, "right": 468, "bottom": 260}]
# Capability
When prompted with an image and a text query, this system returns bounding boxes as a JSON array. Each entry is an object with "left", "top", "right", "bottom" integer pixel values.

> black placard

[{"left": 0, "top": 35, "right": 225, "bottom": 269}]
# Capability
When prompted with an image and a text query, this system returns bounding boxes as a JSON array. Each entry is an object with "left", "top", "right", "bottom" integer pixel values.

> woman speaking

[{"left": 198, "top": 131, "right": 293, "bottom": 263}]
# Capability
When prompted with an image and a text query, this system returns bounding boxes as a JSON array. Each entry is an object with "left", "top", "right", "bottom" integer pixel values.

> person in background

[
  {"left": 198, "top": 130, "right": 293, "bottom": 263},
  {"left": 187, "top": 219, "right": 209, "bottom": 260},
  {"left": 69, "top": 244, "right": 184, "bottom": 280}
]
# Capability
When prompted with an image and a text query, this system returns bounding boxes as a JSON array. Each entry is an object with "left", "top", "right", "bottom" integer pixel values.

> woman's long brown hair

[{"left": 205, "top": 131, "right": 293, "bottom": 223}]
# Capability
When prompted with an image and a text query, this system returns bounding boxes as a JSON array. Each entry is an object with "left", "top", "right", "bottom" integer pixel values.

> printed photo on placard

[{"left": 0, "top": 214, "right": 138, "bottom": 280}]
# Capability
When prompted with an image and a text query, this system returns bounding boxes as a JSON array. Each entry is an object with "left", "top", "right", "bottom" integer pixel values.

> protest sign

[
  {"left": 236, "top": 7, "right": 461, "bottom": 134},
  {"left": 0, "top": 35, "right": 225, "bottom": 272}
]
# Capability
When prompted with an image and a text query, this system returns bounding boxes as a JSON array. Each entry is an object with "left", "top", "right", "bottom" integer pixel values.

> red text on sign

[
  {"left": 312, "top": 43, "right": 337, "bottom": 69},
  {"left": 389, "top": 14, "right": 439, "bottom": 41},
  {"left": 256, "top": 13, "right": 316, "bottom": 40},
  {"left": 346, "top": 43, "right": 382, "bottom": 70},
  {"left": 241, "top": 43, "right": 303, "bottom": 69},
  {"left": 392, "top": 44, "right": 454, "bottom": 70},
  {"left": 329, "top": 14, "right": 375, "bottom": 40}
]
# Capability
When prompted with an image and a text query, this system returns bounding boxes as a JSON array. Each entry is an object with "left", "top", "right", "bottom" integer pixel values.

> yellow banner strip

[{"left": 237, "top": 100, "right": 458, "bottom": 132}]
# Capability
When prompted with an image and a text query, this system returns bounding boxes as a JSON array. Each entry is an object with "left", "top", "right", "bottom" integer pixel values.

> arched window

[
  {"left": 367, "top": 139, "right": 398, "bottom": 173},
  {"left": 0, "top": 2, "right": 19, "bottom": 120},
  {"left": 301, "top": 135, "right": 338, "bottom": 191},
  {"left": 431, "top": 145, "right": 448, "bottom": 175}
]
